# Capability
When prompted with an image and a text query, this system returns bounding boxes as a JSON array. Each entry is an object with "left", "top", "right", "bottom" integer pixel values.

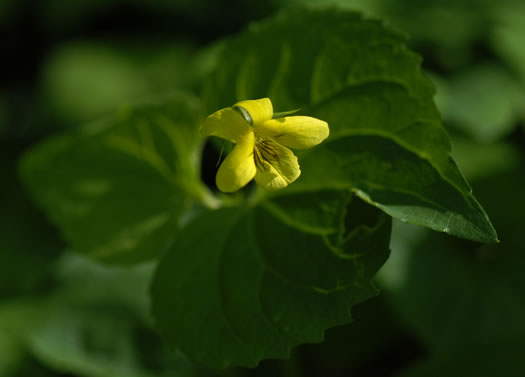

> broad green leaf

[
  {"left": 205, "top": 8, "right": 497, "bottom": 243},
  {"left": 294, "top": 135, "right": 497, "bottom": 243},
  {"left": 20, "top": 94, "right": 207, "bottom": 264},
  {"left": 152, "top": 194, "right": 391, "bottom": 367},
  {"left": 261, "top": 189, "right": 350, "bottom": 235}
]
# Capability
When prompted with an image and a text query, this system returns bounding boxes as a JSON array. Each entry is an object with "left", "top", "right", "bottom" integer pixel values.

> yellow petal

[
  {"left": 200, "top": 107, "right": 251, "bottom": 143},
  {"left": 216, "top": 132, "right": 256, "bottom": 193},
  {"left": 254, "top": 139, "right": 300, "bottom": 191},
  {"left": 255, "top": 116, "right": 329, "bottom": 149},
  {"left": 233, "top": 98, "right": 273, "bottom": 126}
]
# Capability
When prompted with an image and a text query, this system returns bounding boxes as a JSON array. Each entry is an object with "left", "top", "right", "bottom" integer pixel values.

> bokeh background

[{"left": 1, "top": 0, "right": 524, "bottom": 376}]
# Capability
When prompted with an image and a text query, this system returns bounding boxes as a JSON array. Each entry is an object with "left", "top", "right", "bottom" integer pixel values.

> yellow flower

[{"left": 200, "top": 98, "right": 329, "bottom": 193}]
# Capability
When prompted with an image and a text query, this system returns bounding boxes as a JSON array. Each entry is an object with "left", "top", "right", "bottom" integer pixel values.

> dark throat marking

[{"left": 254, "top": 138, "right": 279, "bottom": 170}]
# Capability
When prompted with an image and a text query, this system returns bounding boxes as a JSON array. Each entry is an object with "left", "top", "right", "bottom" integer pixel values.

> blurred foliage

[
  {"left": 490, "top": 2, "right": 525, "bottom": 81},
  {"left": 383, "top": 141, "right": 525, "bottom": 376},
  {"left": 0, "top": 253, "right": 202, "bottom": 377},
  {"left": 1, "top": 0, "right": 525, "bottom": 376},
  {"left": 20, "top": 94, "right": 205, "bottom": 264},
  {"left": 20, "top": 6, "right": 499, "bottom": 369},
  {"left": 0, "top": 142, "right": 63, "bottom": 299},
  {"left": 436, "top": 64, "right": 524, "bottom": 142},
  {"left": 26, "top": 254, "right": 177, "bottom": 377},
  {"left": 40, "top": 41, "right": 217, "bottom": 126}
]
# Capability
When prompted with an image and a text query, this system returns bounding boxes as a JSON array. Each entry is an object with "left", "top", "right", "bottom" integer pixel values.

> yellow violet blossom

[{"left": 200, "top": 98, "right": 329, "bottom": 193}]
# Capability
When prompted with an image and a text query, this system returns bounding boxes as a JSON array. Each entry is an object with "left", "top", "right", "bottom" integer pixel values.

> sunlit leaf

[
  {"left": 295, "top": 135, "right": 497, "bottom": 243},
  {"left": 205, "top": 8, "right": 497, "bottom": 243}
]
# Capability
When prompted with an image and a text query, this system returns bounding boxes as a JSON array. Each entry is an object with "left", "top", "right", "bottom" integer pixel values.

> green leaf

[
  {"left": 20, "top": 94, "right": 206, "bottom": 264},
  {"left": 295, "top": 135, "right": 497, "bottom": 243},
  {"left": 260, "top": 189, "right": 350, "bottom": 235},
  {"left": 152, "top": 194, "right": 391, "bottom": 367},
  {"left": 205, "top": 8, "right": 497, "bottom": 243}
]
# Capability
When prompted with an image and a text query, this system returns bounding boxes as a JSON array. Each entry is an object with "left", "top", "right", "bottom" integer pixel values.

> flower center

[{"left": 254, "top": 138, "right": 278, "bottom": 170}]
